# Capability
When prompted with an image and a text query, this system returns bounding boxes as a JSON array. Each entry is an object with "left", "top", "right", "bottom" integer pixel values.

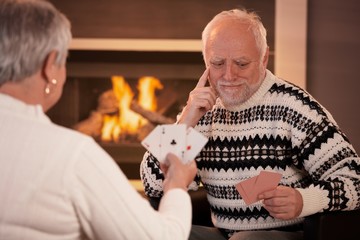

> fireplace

[{"left": 47, "top": 46, "right": 207, "bottom": 179}]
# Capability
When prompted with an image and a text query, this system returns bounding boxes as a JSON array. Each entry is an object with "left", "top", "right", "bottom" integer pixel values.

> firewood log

[
  {"left": 72, "top": 111, "right": 103, "bottom": 138},
  {"left": 97, "top": 90, "right": 118, "bottom": 114},
  {"left": 156, "top": 87, "right": 178, "bottom": 115},
  {"left": 130, "top": 100, "right": 175, "bottom": 124}
]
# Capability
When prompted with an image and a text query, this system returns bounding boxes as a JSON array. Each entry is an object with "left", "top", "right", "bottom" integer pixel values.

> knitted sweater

[{"left": 140, "top": 70, "right": 360, "bottom": 233}]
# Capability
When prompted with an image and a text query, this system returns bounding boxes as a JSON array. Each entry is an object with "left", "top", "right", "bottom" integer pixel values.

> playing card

[
  {"left": 141, "top": 125, "right": 162, "bottom": 160},
  {"left": 236, "top": 171, "right": 282, "bottom": 205},
  {"left": 183, "top": 127, "right": 208, "bottom": 163},
  {"left": 235, "top": 176, "right": 257, "bottom": 205},
  {"left": 254, "top": 171, "right": 282, "bottom": 195},
  {"left": 159, "top": 124, "right": 187, "bottom": 162}
]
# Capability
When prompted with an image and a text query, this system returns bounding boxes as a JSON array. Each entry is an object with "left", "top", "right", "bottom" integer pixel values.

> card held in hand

[
  {"left": 184, "top": 127, "right": 208, "bottom": 163},
  {"left": 159, "top": 124, "right": 187, "bottom": 163},
  {"left": 141, "top": 125, "right": 162, "bottom": 160},
  {"left": 141, "top": 124, "right": 209, "bottom": 164},
  {"left": 236, "top": 171, "right": 282, "bottom": 205}
]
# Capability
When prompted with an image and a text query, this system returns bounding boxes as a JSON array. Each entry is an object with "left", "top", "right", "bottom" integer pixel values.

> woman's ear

[{"left": 41, "top": 50, "right": 58, "bottom": 83}]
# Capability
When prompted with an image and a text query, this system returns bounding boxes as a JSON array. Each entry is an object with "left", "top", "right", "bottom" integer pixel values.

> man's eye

[
  {"left": 236, "top": 62, "right": 250, "bottom": 68},
  {"left": 211, "top": 62, "right": 224, "bottom": 67}
]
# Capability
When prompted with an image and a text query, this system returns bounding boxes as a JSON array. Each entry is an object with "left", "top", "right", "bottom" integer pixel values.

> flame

[
  {"left": 137, "top": 76, "right": 163, "bottom": 111},
  {"left": 137, "top": 76, "right": 163, "bottom": 126},
  {"left": 101, "top": 76, "right": 163, "bottom": 142},
  {"left": 101, "top": 115, "right": 121, "bottom": 142}
]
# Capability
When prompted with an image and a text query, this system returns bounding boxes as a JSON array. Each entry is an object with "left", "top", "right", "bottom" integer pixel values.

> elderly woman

[{"left": 0, "top": 0, "right": 197, "bottom": 239}]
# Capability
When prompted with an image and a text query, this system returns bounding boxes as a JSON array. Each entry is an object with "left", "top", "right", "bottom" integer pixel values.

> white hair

[
  {"left": 0, "top": 0, "right": 72, "bottom": 85},
  {"left": 202, "top": 8, "right": 268, "bottom": 60}
]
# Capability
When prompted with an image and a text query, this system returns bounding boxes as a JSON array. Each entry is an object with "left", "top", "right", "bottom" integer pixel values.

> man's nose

[{"left": 223, "top": 63, "right": 236, "bottom": 81}]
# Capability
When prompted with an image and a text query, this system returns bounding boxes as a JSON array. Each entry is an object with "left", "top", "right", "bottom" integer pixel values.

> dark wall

[
  {"left": 307, "top": 0, "right": 360, "bottom": 153},
  {"left": 49, "top": 0, "right": 274, "bottom": 44}
]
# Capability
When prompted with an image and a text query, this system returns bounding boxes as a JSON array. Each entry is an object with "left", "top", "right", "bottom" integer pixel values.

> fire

[
  {"left": 101, "top": 76, "right": 163, "bottom": 142},
  {"left": 101, "top": 115, "right": 121, "bottom": 142},
  {"left": 137, "top": 76, "right": 163, "bottom": 126}
]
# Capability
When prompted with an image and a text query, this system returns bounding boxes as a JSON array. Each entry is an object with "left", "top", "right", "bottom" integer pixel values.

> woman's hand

[{"left": 160, "top": 153, "right": 197, "bottom": 192}]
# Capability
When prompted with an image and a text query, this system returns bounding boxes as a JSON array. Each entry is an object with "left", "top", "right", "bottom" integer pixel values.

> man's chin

[{"left": 219, "top": 95, "right": 246, "bottom": 108}]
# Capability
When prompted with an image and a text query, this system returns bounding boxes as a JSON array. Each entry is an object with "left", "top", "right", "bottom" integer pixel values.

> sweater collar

[{"left": 0, "top": 93, "right": 51, "bottom": 123}]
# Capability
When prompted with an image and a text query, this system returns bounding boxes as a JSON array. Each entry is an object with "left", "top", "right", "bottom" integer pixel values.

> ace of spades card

[{"left": 141, "top": 125, "right": 162, "bottom": 160}]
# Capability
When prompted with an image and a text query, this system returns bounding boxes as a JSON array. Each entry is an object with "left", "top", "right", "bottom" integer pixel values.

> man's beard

[
  {"left": 216, "top": 84, "right": 250, "bottom": 107},
  {"left": 213, "top": 79, "right": 262, "bottom": 108}
]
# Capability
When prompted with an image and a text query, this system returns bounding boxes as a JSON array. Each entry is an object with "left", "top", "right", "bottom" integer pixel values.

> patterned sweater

[{"left": 140, "top": 70, "right": 360, "bottom": 233}]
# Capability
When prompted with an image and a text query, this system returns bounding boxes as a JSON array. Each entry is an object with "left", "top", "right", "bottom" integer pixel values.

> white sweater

[{"left": 0, "top": 93, "right": 192, "bottom": 240}]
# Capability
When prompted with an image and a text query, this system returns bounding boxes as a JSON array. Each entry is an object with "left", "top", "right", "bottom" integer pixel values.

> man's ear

[
  {"left": 262, "top": 46, "right": 269, "bottom": 68},
  {"left": 41, "top": 51, "right": 58, "bottom": 83}
]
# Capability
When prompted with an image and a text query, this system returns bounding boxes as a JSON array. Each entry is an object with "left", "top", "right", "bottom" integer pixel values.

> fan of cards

[
  {"left": 236, "top": 171, "right": 282, "bottom": 205},
  {"left": 141, "top": 124, "right": 208, "bottom": 164}
]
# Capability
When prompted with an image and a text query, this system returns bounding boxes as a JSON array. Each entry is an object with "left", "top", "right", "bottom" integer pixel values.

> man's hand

[
  {"left": 177, "top": 68, "right": 217, "bottom": 127},
  {"left": 258, "top": 186, "right": 303, "bottom": 220},
  {"left": 160, "top": 153, "right": 197, "bottom": 193}
]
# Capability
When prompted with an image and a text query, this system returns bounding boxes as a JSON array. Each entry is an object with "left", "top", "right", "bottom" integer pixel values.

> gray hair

[
  {"left": 202, "top": 8, "right": 268, "bottom": 60},
  {"left": 0, "top": 0, "right": 72, "bottom": 85}
]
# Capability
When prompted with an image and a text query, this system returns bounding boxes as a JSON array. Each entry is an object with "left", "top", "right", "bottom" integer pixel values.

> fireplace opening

[{"left": 73, "top": 75, "right": 179, "bottom": 143}]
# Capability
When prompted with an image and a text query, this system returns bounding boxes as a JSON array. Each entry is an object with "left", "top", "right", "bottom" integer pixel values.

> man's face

[{"left": 204, "top": 20, "right": 268, "bottom": 108}]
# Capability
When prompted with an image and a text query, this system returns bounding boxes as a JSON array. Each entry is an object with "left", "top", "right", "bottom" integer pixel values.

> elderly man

[{"left": 140, "top": 8, "right": 360, "bottom": 240}]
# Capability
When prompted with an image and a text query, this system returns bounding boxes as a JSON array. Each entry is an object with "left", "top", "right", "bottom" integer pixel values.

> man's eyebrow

[
  {"left": 209, "top": 58, "right": 224, "bottom": 62},
  {"left": 233, "top": 56, "right": 252, "bottom": 61}
]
